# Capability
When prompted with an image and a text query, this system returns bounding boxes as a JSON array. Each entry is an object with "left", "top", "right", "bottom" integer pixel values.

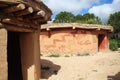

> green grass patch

[
  {"left": 64, "top": 55, "right": 70, "bottom": 57},
  {"left": 77, "top": 53, "right": 90, "bottom": 56},
  {"left": 48, "top": 54, "right": 60, "bottom": 57}
]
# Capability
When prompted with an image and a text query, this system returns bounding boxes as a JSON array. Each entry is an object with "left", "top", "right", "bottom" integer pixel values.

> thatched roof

[
  {"left": 0, "top": 0, "right": 52, "bottom": 32},
  {"left": 41, "top": 23, "right": 113, "bottom": 32}
]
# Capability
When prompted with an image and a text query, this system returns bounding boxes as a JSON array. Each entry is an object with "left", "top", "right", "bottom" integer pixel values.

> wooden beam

[
  {"left": 72, "top": 26, "right": 76, "bottom": 29},
  {"left": 0, "top": 1, "right": 19, "bottom": 5},
  {"left": 14, "top": 7, "right": 33, "bottom": 16},
  {"left": 0, "top": 4, "right": 8, "bottom": 8},
  {"left": 0, "top": 23, "right": 3, "bottom": 28},
  {"left": 3, "top": 3, "right": 25, "bottom": 13},
  {"left": 6, "top": 26, "right": 34, "bottom": 32},
  {"left": 2, "top": 18, "right": 37, "bottom": 29},
  {"left": 0, "top": 23, "right": 34, "bottom": 32},
  {"left": 32, "top": 10, "right": 46, "bottom": 19},
  {"left": 2, "top": 18, "right": 29, "bottom": 28}
]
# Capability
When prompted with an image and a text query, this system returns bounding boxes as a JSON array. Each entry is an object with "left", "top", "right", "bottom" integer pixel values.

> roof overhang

[
  {"left": 41, "top": 23, "right": 113, "bottom": 32},
  {"left": 0, "top": 0, "right": 52, "bottom": 32}
]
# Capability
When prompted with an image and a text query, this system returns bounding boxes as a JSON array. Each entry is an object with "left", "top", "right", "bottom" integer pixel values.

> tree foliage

[
  {"left": 53, "top": 11, "right": 74, "bottom": 23},
  {"left": 107, "top": 11, "right": 120, "bottom": 33},
  {"left": 53, "top": 11, "right": 102, "bottom": 24}
]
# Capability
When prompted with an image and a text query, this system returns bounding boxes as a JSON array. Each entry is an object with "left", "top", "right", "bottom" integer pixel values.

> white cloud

[
  {"left": 42, "top": 0, "right": 100, "bottom": 14},
  {"left": 89, "top": 0, "right": 120, "bottom": 23}
]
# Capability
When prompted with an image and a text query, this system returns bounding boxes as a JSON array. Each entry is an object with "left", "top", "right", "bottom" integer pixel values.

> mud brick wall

[
  {"left": 0, "top": 29, "right": 7, "bottom": 80},
  {"left": 40, "top": 29, "right": 99, "bottom": 55}
]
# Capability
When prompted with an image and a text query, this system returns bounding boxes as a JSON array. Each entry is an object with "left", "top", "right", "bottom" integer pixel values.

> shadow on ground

[
  {"left": 107, "top": 72, "right": 120, "bottom": 80},
  {"left": 40, "top": 59, "right": 61, "bottom": 79}
]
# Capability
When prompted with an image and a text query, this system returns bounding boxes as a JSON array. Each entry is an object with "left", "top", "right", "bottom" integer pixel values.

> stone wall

[
  {"left": 0, "top": 29, "right": 7, "bottom": 80},
  {"left": 40, "top": 29, "right": 98, "bottom": 56}
]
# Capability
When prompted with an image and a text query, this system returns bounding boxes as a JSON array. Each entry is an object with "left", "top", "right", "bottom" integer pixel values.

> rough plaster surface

[
  {"left": 0, "top": 29, "right": 7, "bottom": 80},
  {"left": 40, "top": 29, "right": 99, "bottom": 56},
  {"left": 20, "top": 32, "right": 40, "bottom": 80}
]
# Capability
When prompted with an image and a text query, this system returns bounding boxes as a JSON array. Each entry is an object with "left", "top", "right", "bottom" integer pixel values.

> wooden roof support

[
  {"left": 2, "top": 18, "right": 37, "bottom": 29},
  {"left": 0, "top": 23, "right": 34, "bottom": 32},
  {"left": 2, "top": 18, "right": 29, "bottom": 28},
  {"left": 14, "top": 7, "right": 33, "bottom": 16},
  {"left": 3, "top": 3, "right": 25, "bottom": 13},
  {"left": 0, "top": 4, "right": 8, "bottom": 7},
  {"left": 32, "top": 10, "right": 46, "bottom": 19},
  {"left": 0, "top": 23, "right": 3, "bottom": 28}
]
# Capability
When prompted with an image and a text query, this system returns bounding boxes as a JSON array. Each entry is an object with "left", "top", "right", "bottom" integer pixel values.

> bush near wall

[
  {"left": 117, "top": 39, "right": 120, "bottom": 48},
  {"left": 109, "top": 39, "right": 118, "bottom": 51}
]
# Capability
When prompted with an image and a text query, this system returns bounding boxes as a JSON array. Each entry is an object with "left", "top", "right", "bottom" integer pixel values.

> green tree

[
  {"left": 53, "top": 11, "right": 74, "bottom": 23},
  {"left": 74, "top": 14, "right": 83, "bottom": 23},
  {"left": 82, "top": 13, "right": 101, "bottom": 24},
  {"left": 107, "top": 11, "right": 120, "bottom": 33},
  {"left": 53, "top": 11, "right": 102, "bottom": 24}
]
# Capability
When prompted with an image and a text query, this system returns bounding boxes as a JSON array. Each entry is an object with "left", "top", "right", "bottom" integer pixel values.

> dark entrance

[
  {"left": 98, "top": 34, "right": 105, "bottom": 51},
  {"left": 7, "top": 31, "right": 23, "bottom": 80}
]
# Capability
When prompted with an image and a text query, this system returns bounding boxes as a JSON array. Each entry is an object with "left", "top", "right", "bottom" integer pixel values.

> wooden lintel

[
  {"left": 6, "top": 26, "right": 34, "bottom": 32},
  {"left": 0, "top": 4, "right": 8, "bottom": 8},
  {"left": 2, "top": 18, "right": 37, "bottom": 29},
  {"left": 2, "top": 18, "right": 29, "bottom": 28},
  {"left": 0, "top": 23, "right": 34, "bottom": 32},
  {"left": 3, "top": 3, "right": 25, "bottom": 13},
  {"left": 14, "top": 7, "right": 33, "bottom": 16},
  {"left": 0, "top": 1, "right": 19, "bottom": 5}
]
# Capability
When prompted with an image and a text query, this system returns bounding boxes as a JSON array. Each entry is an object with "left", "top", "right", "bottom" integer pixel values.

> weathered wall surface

[
  {"left": 98, "top": 31, "right": 109, "bottom": 51},
  {"left": 40, "top": 29, "right": 98, "bottom": 55},
  {"left": 20, "top": 31, "right": 40, "bottom": 80},
  {"left": 0, "top": 29, "right": 7, "bottom": 80}
]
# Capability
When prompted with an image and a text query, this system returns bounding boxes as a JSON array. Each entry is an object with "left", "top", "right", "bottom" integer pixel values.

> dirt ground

[{"left": 41, "top": 51, "right": 120, "bottom": 80}]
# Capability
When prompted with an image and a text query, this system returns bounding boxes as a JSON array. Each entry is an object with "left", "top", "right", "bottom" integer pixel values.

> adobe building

[
  {"left": 0, "top": 0, "right": 52, "bottom": 80},
  {"left": 40, "top": 23, "right": 113, "bottom": 56}
]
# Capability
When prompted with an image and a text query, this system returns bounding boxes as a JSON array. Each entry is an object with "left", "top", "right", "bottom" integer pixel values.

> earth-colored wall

[
  {"left": 0, "top": 29, "right": 7, "bottom": 80},
  {"left": 40, "top": 29, "right": 99, "bottom": 56},
  {"left": 20, "top": 31, "right": 40, "bottom": 80}
]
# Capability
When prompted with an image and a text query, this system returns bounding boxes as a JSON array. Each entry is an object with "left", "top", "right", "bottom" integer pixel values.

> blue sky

[{"left": 42, "top": 0, "right": 120, "bottom": 23}]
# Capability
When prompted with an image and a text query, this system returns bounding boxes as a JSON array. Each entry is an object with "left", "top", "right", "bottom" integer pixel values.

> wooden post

[
  {"left": 0, "top": 29, "right": 7, "bottom": 80},
  {"left": 20, "top": 31, "right": 40, "bottom": 80}
]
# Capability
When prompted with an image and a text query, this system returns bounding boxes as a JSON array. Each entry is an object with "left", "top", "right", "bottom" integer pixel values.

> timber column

[
  {"left": 0, "top": 29, "right": 7, "bottom": 80},
  {"left": 20, "top": 30, "right": 40, "bottom": 80}
]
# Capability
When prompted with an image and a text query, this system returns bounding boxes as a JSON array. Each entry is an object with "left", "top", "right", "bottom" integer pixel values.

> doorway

[
  {"left": 98, "top": 34, "right": 105, "bottom": 51},
  {"left": 7, "top": 31, "right": 23, "bottom": 80}
]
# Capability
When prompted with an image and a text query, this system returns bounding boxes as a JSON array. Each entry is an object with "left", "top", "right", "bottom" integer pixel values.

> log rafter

[
  {"left": 1, "top": 18, "right": 38, "bottom": 29},
  {"left": 0, "top": 1, "right": 51, "bottom": 21},
  {"left": 0, "top": 0, "right": 52, "bottom": 32},
  {"left": 0, "top": 22, "right": 34, "bottom": 32}
]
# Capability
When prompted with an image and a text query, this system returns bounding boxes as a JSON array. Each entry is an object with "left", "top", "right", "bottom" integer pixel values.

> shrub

[
  {"left": 81, "top": 53, "right": 90, "bottom": 56},
  {"left": 76, "top": 53, "right": 81, "bottom": 56},
  {"left": 117, "top": 39, "right": 120, "bottom": 48},
  {"left": 64, "top": 55, "right": 70, "bottom": 57},
  {"left": 77, "top": 53, "right": 90, "bottom": 56},
  {"left": 48, "top": 54, "right": 60, "bottom": 57},
  {"left": 109, "top": 39, "right": 118, "bottom": 51}
]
